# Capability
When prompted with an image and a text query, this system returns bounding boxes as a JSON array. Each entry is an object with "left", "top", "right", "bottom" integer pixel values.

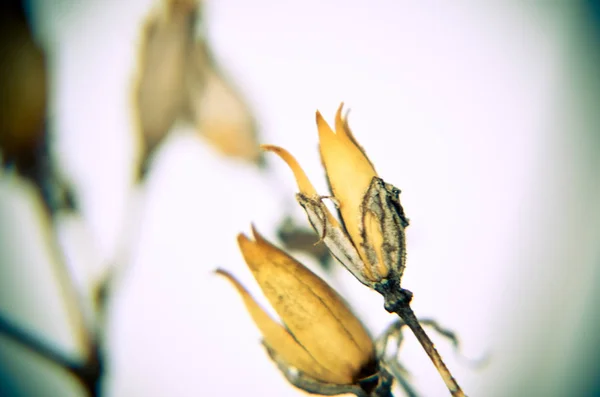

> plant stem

[
  {"left": 376, "top": 280, "right": 466, "bottom": 397},
  {"left": 395, "top": 305, "right": 465, "bottom": 397}
]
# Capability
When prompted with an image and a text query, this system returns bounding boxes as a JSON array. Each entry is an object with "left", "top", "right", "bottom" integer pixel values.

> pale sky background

[{"left": 1, "top": 1, "right": 600, "bottom": 397}]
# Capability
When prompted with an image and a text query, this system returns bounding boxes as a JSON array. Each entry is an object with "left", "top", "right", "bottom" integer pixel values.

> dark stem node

[
  {"left": 374, "top": 278, "right": 413, "bottom": 314},
  {"left": 374, "top": 277, "right": 466, "bottom": 397}
]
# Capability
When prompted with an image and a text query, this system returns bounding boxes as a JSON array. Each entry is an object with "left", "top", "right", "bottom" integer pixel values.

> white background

[{"left": 1, "top": 1, "right": 599, "bottom": 396}]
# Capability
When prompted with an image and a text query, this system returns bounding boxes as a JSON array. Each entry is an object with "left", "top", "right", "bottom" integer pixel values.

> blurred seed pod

[
  {"left": 0, "top": 1, "right": 47, "bottom": 171},
  {"left": 181, "top": 39, "right": 263, "bottom": 166},
  {"left": 134, "top": 0, "right": 263, "bottom": 179},
  {"left": 133, "top": 0, "right": 199, "bottom": 178}
]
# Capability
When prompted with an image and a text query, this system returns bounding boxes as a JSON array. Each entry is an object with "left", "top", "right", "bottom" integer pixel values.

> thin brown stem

[{"left": 395, "top": 305, "right": 465, "bottom": 397}]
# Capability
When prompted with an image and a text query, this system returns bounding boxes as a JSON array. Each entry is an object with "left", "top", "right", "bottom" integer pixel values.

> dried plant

[
  {"left": 218, "top": 227, "right": 390, "bottom": 396},
  {"left": 0, "top": 1, "right": 261, "bottom": 395},
  {"left": 1, "top": 1, "right": 468, "bottom": 395},
  {"left": 134, "top": 0, "right": 261, "bottom": 180},
  {"left": 219, "top": 104, "right": 467, "bottom": 396}
]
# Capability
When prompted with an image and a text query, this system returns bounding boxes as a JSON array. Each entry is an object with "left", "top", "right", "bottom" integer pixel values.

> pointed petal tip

[
  {"left": 260, "top": 144, "right": 284, "bottom": 156},
  {"left": 316, "top": 109, "right": 336, "bottom": 140},
  {"left": 343, "top": 107, "right": 352, "bottom": 127},
  {"left": 336, "top": 102, "right": 345, "bottom": 118},
  {"left": 215, "top": 268, "right": 243, "bottom": 289},
  {"left": 237, "top": 232, "right": 253, "bottom": 248},
  {"left": 316, "top": 110, "right": 332, "bottom": 132},
  {"left": 262, "top": 144, "right": 318, "bottom": 197},
  {"left": 260, "top": 143, "right": 275, "bottom": 152},
  {"left": 214, "top": 267, "right": 226, "bottom": 276},
  {"left": 335, "top": 103, "right": 346, "bottom": 136},
  {"left": 262, "top": 144, "right": 295, "bottom": 166},
  {"left": 247, "top": 224, "right": 272, "bottom": 248},
  {"left": 250, "top": 223, "right": 262, "bottom": 241},
  {"left": 215, "top": 269, "right": 253, "bottom": 306}
]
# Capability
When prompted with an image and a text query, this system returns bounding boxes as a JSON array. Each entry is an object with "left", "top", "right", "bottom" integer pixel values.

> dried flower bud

[
  {"left": 218, "top": 226, "right": 376, "bottom": 386},
  {"left": 263, "top": 104, "right": 409, "bottom": 292},
  {"left": 317, "top": 105, "right": 409, "bottom": 283},
  {"left": 183, "top": 41, "right": 262, "bottom": 165},
  {"left": 134, "top": 0, "right": 198, "bottom": 167},
  {"left": 134, "top": 0, "right": 262, "bottom": 177},
  {"left": 263, "top": 105, "right": 466, "bottom": 397},
  {"left": 262, "top": 144, "right": 370, "bottom": 286},
  {"left": 316, "top": 106, "right": 378, "bottom": 255}
]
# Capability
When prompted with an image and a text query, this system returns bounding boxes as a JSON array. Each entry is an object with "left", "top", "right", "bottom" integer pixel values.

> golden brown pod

[
  {"left": 264, "top": 105, "right": 409, "bottom": 287},
  {"left": 183, "top": 41, "right": 262, "bottom": 165},
  {"left": 218, "top": 226, "right": 375, "bottom": 385}
]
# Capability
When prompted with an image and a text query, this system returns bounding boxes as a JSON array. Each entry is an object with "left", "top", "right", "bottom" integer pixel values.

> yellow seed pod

[
  {"left": 216, "top": 269, "right": 339, "bottom": 383},
  {"left": 265, "top": 105, "right": 410, "bottom": 285},
  {"left": 220, "top": 226, "right": 375, "bottom": 385}
]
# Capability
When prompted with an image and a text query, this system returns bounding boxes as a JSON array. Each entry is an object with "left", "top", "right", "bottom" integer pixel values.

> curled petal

[
  {"left": 261, "top": 145, "right": 318, "bottom": 197},
  {"left": 262, "top": 144, "right": 341, "bottom": 231},
  {"left": 237, "top": 227, "right": 375, "bottom": 384}
]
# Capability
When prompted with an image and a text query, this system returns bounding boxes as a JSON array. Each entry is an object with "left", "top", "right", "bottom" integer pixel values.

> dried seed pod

[
  {"left": 317, "top": 105, "right": 410, "bottom": 284},
  {"left": 263, "top": 104, "right": 467, "bottom": 397},
  {"left": 183, "top": 40, "right": 262, "bottom": 165},
  {"left": 218, "top": 226, "right": 379, "bottom": 391},
  {"left": 263, "top": 104, "right": 410, "bottom": 289},
  {"left": 133, "top": 0, "right": 198, "bottom": 174}
]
